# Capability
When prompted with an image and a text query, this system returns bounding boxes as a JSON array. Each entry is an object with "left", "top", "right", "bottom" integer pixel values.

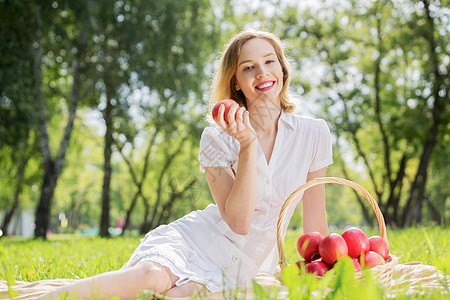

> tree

[
  {"left": 1, "top": 0, "right": 228, "bottom": 237},
  {"left": 84, "top": 0, "right": 140, "bottom": 237},
  {"left": 114, "top": 121, "right": 160, "bottom": 234},
  {"left": 0, "top": 134, "right": 38, "bottom": 236},
  {"left": 0, "top": 1, "right": 40, "bottom": 237},
  {"left": 105, "top": 0, "right": 223, "bottom": 233},
  {"left": 400, "top": 0, "right": 448, "bottom": 226},
  {"left": 32, "top": 1, "right": 92, "bottom": 238},
  {"left": 276, "top": 0, "right": 448, "bottom": 226}
]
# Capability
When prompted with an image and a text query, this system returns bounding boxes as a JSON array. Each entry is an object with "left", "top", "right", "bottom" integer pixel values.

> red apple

[
  {"left": 319, "top": 233, "right": 349, "bottom": 265},
  {"left": 368, "top": 236, "right": 389, "bottom": 260},
  {"left": 295, "top": 260, "right": 307, "bottom": 271},
  {"left": 359, "top": 251, "right": 385, "bottom": 269},
  {"left": 305, "top": 261, "right": 330, "bottom": 277},
  {"left": 211, "top": 99, "right": 238, "bottom": 123},
  {"left": 351, "top": 257, "right": 362, "bottom": 272},
  {"left": 341, "top": 227, "right": 370, "bottom": 258},
  {"left": 297, "top": 232, "right": 324, "bottom": 261}
]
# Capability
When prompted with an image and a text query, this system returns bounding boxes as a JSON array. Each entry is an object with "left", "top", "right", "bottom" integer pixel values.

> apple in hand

[
  {"left": 319, "top": 233, "right": 348, "bottom": 265},
  {"left": 211, "top": 99, "right": 238, "bottom": 124},
  {"left": 341, "top": 227, "right": 370, "bottom": 258},
  {"left": 359, "top": 251, "right": 385, "bottom": 269},
  {"left": 305, "top": 261, "right": 330, "bottom": 277},
  {"left": 368, "top": 236, "right": 389, "bottom": 260},
  {"left": 297, "top": 232, "right": 324, "bottom": 262}
]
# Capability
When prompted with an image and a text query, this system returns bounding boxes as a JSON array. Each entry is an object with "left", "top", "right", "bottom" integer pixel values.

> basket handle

[{"left": 277, "top": 177, "right": 388, "bottom": 269}]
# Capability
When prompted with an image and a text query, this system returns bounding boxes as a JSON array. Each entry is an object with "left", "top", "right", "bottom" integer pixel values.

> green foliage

[
  {"left": 0, "top": 0, "right": 227, "bottom": 235},
  {"left": 52, "top": 112, "right": 105, "bottom": 230},
  {"left": 267, "top": 0, "right": 449, "bottom": 227},
  {"left": 0, "top": 1, "right": 37, "bottom": 149}
]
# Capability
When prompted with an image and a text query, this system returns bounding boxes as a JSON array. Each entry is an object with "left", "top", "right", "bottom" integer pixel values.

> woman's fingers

[
  {"left": 216, "top": 104, "right": 228, "bottom": 129},
  {"left": 226, "top": 104, "right": 239, "bottom": 127},
  {"left": 217, "top": 104, "right": 255, "bottom": 145},
  {"left": 235, "top": 107, "right": 245, "bottom": 127},
  {"left": 227, "top": 106, "right": 245, "bottom": 132},
  {"left": 243, "top": 110, "right": 254, "bottom": 131}
]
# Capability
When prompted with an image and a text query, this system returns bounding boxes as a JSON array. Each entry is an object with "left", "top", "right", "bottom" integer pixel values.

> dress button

[
  {"left": 232, "top": 256, "right": 239, "bottom": 263},
  {"left": 222, "top": 266, "right": 229, "bottom": 272},
  {"left": 265, "top": 179, "right": 270, "bottom": 184}
]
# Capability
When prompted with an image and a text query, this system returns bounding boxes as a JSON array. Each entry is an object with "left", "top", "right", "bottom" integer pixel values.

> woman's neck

[{"left": 248, "top": 98, "right": 281, "bottom": 134}]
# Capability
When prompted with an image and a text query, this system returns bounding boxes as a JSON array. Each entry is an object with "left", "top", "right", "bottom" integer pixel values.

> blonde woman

[{"left": 39, "top": 28, "right": 332, "bottom": 299}]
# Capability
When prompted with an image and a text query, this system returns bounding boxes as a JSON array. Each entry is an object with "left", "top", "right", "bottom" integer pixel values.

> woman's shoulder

[
  {"left": 200, "top": 125, "right": 239, "bottom": 146},
  {"left": 283, "top": 112, "right": 329, "bottom": 130},
  {"left": 201, "top": 125, "right": 228, "bottom": 140}
]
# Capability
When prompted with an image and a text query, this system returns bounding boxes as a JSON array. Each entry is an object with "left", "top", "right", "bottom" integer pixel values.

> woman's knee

[{"left": 133, "top": 261, "right": 175, "bottom": 292}]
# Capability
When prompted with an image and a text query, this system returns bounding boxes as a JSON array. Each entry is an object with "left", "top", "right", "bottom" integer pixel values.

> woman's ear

[{"left": 232, "top": 76, "right": 240, "bottom": 91}]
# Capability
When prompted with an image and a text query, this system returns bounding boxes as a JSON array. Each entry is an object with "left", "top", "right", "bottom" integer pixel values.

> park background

[{"left": 0, "top": 0, "right": 448, "bottom": 241}]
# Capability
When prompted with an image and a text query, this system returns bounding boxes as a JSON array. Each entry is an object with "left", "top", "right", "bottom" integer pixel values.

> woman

[{"left": 39, "top": 28, "right": 333, "bottom": 299}]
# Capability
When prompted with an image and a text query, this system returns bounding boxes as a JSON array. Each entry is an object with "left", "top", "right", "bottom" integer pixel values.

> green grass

[
  {"left": 0, "top": 235, "right": 137, "bottom": 282},
  {"left": 1, "top": 226, "right": 449, "bottom": 299}
]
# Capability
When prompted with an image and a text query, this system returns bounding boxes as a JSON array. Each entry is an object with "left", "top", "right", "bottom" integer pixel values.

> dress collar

[{"left": 279, "top": 110, "right": 295, "bottom": 131}]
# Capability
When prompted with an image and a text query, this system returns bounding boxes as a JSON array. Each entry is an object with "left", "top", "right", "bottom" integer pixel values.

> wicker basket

[{"left": 276, "top": 177, "right": 398, "bottom": 286}]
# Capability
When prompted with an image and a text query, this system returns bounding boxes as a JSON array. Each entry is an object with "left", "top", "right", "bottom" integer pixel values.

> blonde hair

[{"left": 209, "top": 28, "right": 294, "bottom": 114}]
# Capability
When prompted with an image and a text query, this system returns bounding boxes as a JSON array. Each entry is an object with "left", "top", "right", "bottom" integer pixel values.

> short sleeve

[
  {"left": 198, "top": 127, "right": 233, "bottom": 173},
  {"left": 309, "top": 119, "right": 333, "bottom": 172}
]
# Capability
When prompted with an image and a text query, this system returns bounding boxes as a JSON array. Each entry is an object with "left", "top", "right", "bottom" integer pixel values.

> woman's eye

[
  {"left": 243, "top": 65, "right": 253, "bottom": 71},
  {"left": 266, "top": 59, "right": 275, "bottom": 64}
]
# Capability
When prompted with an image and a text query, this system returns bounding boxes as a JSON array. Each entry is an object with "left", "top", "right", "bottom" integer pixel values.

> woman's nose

[{"left": 256, "top": 67, "right": 269, "bottom": 78}]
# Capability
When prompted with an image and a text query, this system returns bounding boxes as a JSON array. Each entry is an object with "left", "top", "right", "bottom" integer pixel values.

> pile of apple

[{"left": 296, "top": 227, "right": 390, "bottom": 276}]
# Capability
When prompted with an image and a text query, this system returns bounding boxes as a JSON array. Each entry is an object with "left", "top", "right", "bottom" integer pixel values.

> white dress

[{"left": 121, "top": 111, "right": 333, "bottom": 292}]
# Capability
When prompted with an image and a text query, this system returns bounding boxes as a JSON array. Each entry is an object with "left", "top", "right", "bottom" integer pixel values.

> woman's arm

[
  {"left": 302, "top": 167, "right": 328, "bottom": 237},
  {"left": 204, "top": 104, "right": 257, "bottom": 235}
]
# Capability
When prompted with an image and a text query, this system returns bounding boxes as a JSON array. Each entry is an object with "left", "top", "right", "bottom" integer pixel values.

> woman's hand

[{"left": 216, "top": 103, "right": 257, "bottom": 148}]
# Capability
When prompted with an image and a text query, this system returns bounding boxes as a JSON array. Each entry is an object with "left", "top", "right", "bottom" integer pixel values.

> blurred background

[{"left": 0, "top": 0, "right": 448, "bottom": 239}]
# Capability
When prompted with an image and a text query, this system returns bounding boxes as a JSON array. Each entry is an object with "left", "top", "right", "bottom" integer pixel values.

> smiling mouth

[{"left": 255, "top": 81, "right": 275, "bottom": 90}]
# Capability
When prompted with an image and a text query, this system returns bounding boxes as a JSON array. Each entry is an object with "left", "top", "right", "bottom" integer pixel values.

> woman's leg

[
  {"left": 37, "top": 261, "right": 178, "bottom": 300},
  {"left": 165, "top": 281, "right": 207, "bottom": 298}
]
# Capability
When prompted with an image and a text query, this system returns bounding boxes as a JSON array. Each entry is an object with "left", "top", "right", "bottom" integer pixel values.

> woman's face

[{"left": 234, "top": 38, "right": 283, "bottom": 109}]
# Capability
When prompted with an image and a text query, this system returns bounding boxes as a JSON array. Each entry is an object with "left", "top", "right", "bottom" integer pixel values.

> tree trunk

[
  {"left": 120, "top": 126, "right": 160, "bottom": 234},
  {"left": 140, "top": 195, "right": 151, "bottom": 234},
  {"left": 33, "top": 4, "right": 87, "bottom": 238},
  {"left": 373, "top": 13, "right": 391, "bottom": 214},
  {"left": 100, "top": 94, "right": 113, "bottom": 237},
  {"left": 402, "top": 143, "right": 435, "bottom": 226},
  {"left": 337, "top": 87, "right": 382, "bottom": 204},
  {"left": 35, "top": 163, "right": 58, "bottom": 238},
  {"left": 384, "top": 154, "right": 407, "bottom": 226},
  {"left": 400, "top": 0, "right": 445, "bottom": 227},
  {"left": 334, "top": 131, "right": 374, "bottom": 225}
]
